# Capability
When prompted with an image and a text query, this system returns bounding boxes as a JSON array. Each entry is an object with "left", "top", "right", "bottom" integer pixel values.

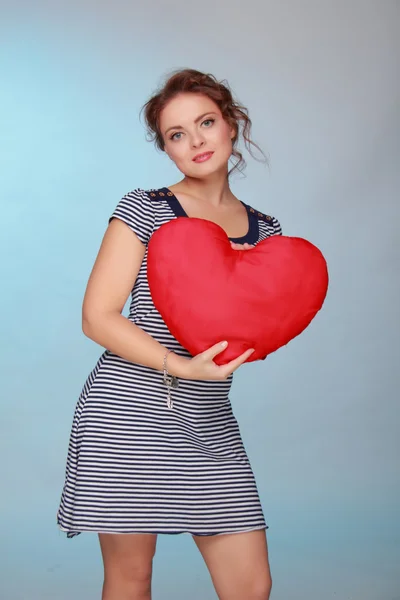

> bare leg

[
  {"left": 98, "top": 533, "right": 157, "bottom": 600},
  {"left": 193, "top": 529, "right": 272, "bottom": 600}
]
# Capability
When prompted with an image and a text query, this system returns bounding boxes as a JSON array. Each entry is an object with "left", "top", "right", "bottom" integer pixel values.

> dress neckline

[{"left": 159, "top": 187, "right": 259, "bottom": 244}]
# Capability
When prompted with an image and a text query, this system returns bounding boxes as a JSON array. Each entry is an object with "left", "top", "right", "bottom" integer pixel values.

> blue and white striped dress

[{"left": 57, "top": 187, "right": 282, "bottom": 538}]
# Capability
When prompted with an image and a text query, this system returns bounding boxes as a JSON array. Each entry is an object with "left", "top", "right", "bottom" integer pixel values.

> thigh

[
  {"left": 99, "top": 533, "right": 158, "bottom": 578},
  {"left": 192, "top": 529, "right": 272, "bottom": 600}
]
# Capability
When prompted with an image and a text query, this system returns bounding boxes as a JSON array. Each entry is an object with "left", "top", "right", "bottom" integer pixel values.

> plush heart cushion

[{"left": 147, "top": 218, "right": 328, "bottom": 366}]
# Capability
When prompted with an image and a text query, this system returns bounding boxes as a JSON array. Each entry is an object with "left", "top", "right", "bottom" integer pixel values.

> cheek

[
  {"left": 213, "top": 123, "right": 234, "bottom": 146},
  {"left": 165, "top": 142, "right": 184, "bottom": 162},
  {"left": 169, "top": 145, "right": 188, "bottom": 164}
]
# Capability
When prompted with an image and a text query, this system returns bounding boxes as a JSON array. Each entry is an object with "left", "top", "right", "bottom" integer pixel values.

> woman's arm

[{"left": 82, "top": 218, "right": 190, "bottom": 378}]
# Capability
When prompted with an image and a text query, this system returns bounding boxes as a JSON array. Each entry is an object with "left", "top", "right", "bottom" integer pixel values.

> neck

[{"left": 173, "top": 173, "right": 235, "bottom": 208}]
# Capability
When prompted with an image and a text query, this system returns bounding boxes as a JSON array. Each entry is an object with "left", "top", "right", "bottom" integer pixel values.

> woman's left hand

[{"left": 230, "top": 242, "right": 254, "bottom": 251}]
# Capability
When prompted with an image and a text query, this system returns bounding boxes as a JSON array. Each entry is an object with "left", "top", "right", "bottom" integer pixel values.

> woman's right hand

[{"left": 174, "top": 341, "right": 255, "bottom": 381}]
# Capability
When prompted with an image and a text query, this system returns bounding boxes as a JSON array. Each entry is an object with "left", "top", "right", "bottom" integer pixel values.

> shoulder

[
  {"left": 145, "top": 188, "right": 174, "bottom": 200},
  {"left": 246, "top": 202, "right": 282, "bottom": 235},
  {"left": 120, "top": 187, "right": 155, "bottom": 204},
  {"left": 109, "top": 188, "right": 157, "bottom": 245},
  {"left": 112, "top": 186, "right": 174, "bottom": 223},
  {"left": 113, "top": 187, "right": 161, "bottom": 216}
]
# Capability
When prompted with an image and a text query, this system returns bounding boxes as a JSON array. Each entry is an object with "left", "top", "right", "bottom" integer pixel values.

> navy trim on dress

[{"left": 156, "top": 187, "right": 259, "bottom": 244}]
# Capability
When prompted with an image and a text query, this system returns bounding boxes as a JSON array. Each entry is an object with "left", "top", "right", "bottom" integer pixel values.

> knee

[
  {"left": 99, "top": 533, "right": 157, "bottom": 599},
  {"left": 106, "top": 560, "right": 153, "bottom": 584},
  {"left": 103, "top": 559, "right": 154, "bottom": 597},
  {"left": 126, "top": 562, "right": 153, "bottom": 584},
  {"left": 252, "top": 572, "right": 272, "bottom": 599}
]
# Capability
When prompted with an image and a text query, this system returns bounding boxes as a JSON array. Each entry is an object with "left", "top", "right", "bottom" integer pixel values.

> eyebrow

[{"left": 164, "top": 112, "right": 218, "bottom": 136}]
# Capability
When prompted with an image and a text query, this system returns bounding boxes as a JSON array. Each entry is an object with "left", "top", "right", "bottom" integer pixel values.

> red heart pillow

[{"left": 147, "top": 218, "right": 328, "bottom": 365}]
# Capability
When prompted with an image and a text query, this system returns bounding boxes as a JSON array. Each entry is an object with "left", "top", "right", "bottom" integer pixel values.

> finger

[
  {"left": 230, "top": 242, "right": 255, "bottom": 250},
  {"left": 220, "top": 348, "right": 255, "bottom": 375},
  {"left": 202, "top": 340, "right": 229, "bottom": 360}
]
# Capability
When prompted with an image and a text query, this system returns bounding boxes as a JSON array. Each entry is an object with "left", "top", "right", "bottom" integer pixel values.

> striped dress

[{"left": 57, "top": 187, "right": 282, "bottom": 538}]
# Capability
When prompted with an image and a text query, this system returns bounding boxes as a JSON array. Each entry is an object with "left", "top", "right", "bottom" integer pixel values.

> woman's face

[{"left": 159, "top": 92, "right": 235, "bottom": 178}]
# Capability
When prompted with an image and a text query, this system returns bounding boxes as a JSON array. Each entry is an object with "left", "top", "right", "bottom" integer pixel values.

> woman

[{"left": 57, "top": 68, "right": 282, "bottom": 600}]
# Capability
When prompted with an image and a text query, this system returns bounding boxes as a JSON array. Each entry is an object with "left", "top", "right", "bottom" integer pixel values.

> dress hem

[{"left": 58, "top": 523, "right": 269, "bottom": 539}]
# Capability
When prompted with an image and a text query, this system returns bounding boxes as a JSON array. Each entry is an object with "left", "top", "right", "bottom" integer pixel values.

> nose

[{"left": 190, "top": 131, "right": 206, "bottom": 148}]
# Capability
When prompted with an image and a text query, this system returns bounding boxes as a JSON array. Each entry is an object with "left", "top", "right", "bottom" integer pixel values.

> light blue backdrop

[{"left": 1, "top": 1, "right": 399, "bottom": 599}]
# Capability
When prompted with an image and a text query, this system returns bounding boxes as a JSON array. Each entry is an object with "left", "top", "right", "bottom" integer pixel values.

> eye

[
  {"left": 169, "top": 118, "right": 215, "bottom": 141},
  {"left": 170, "top": 131, "right": 182, "bottom": 141}
]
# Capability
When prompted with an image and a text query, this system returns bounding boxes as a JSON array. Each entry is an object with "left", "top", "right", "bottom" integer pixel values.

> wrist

[{"left": 167, "top": 351, "right": 192, "bottom": 379}]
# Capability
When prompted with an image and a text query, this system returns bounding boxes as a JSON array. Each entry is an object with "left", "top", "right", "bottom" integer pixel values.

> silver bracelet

[{"left": 162, "top": 349, "right": 179, "bottom": 409}]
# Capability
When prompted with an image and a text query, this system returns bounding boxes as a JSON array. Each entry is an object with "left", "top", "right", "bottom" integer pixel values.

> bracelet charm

[{"left": 162, "top": 350, "right": 179, "bottom": 409}]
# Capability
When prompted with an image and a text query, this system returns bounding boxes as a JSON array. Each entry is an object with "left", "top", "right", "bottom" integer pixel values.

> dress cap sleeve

[{"left": 109, "top": 188, "right": 155, "bottom": 245}]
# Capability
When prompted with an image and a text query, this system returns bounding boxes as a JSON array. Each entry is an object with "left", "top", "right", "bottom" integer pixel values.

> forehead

[{"left": 160, "top": 93, "right": 220, "bottom": 127}]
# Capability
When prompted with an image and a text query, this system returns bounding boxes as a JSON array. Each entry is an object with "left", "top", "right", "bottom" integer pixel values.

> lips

[{"left": 193, "top": 151, "right": 214, "bottom": 162}]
